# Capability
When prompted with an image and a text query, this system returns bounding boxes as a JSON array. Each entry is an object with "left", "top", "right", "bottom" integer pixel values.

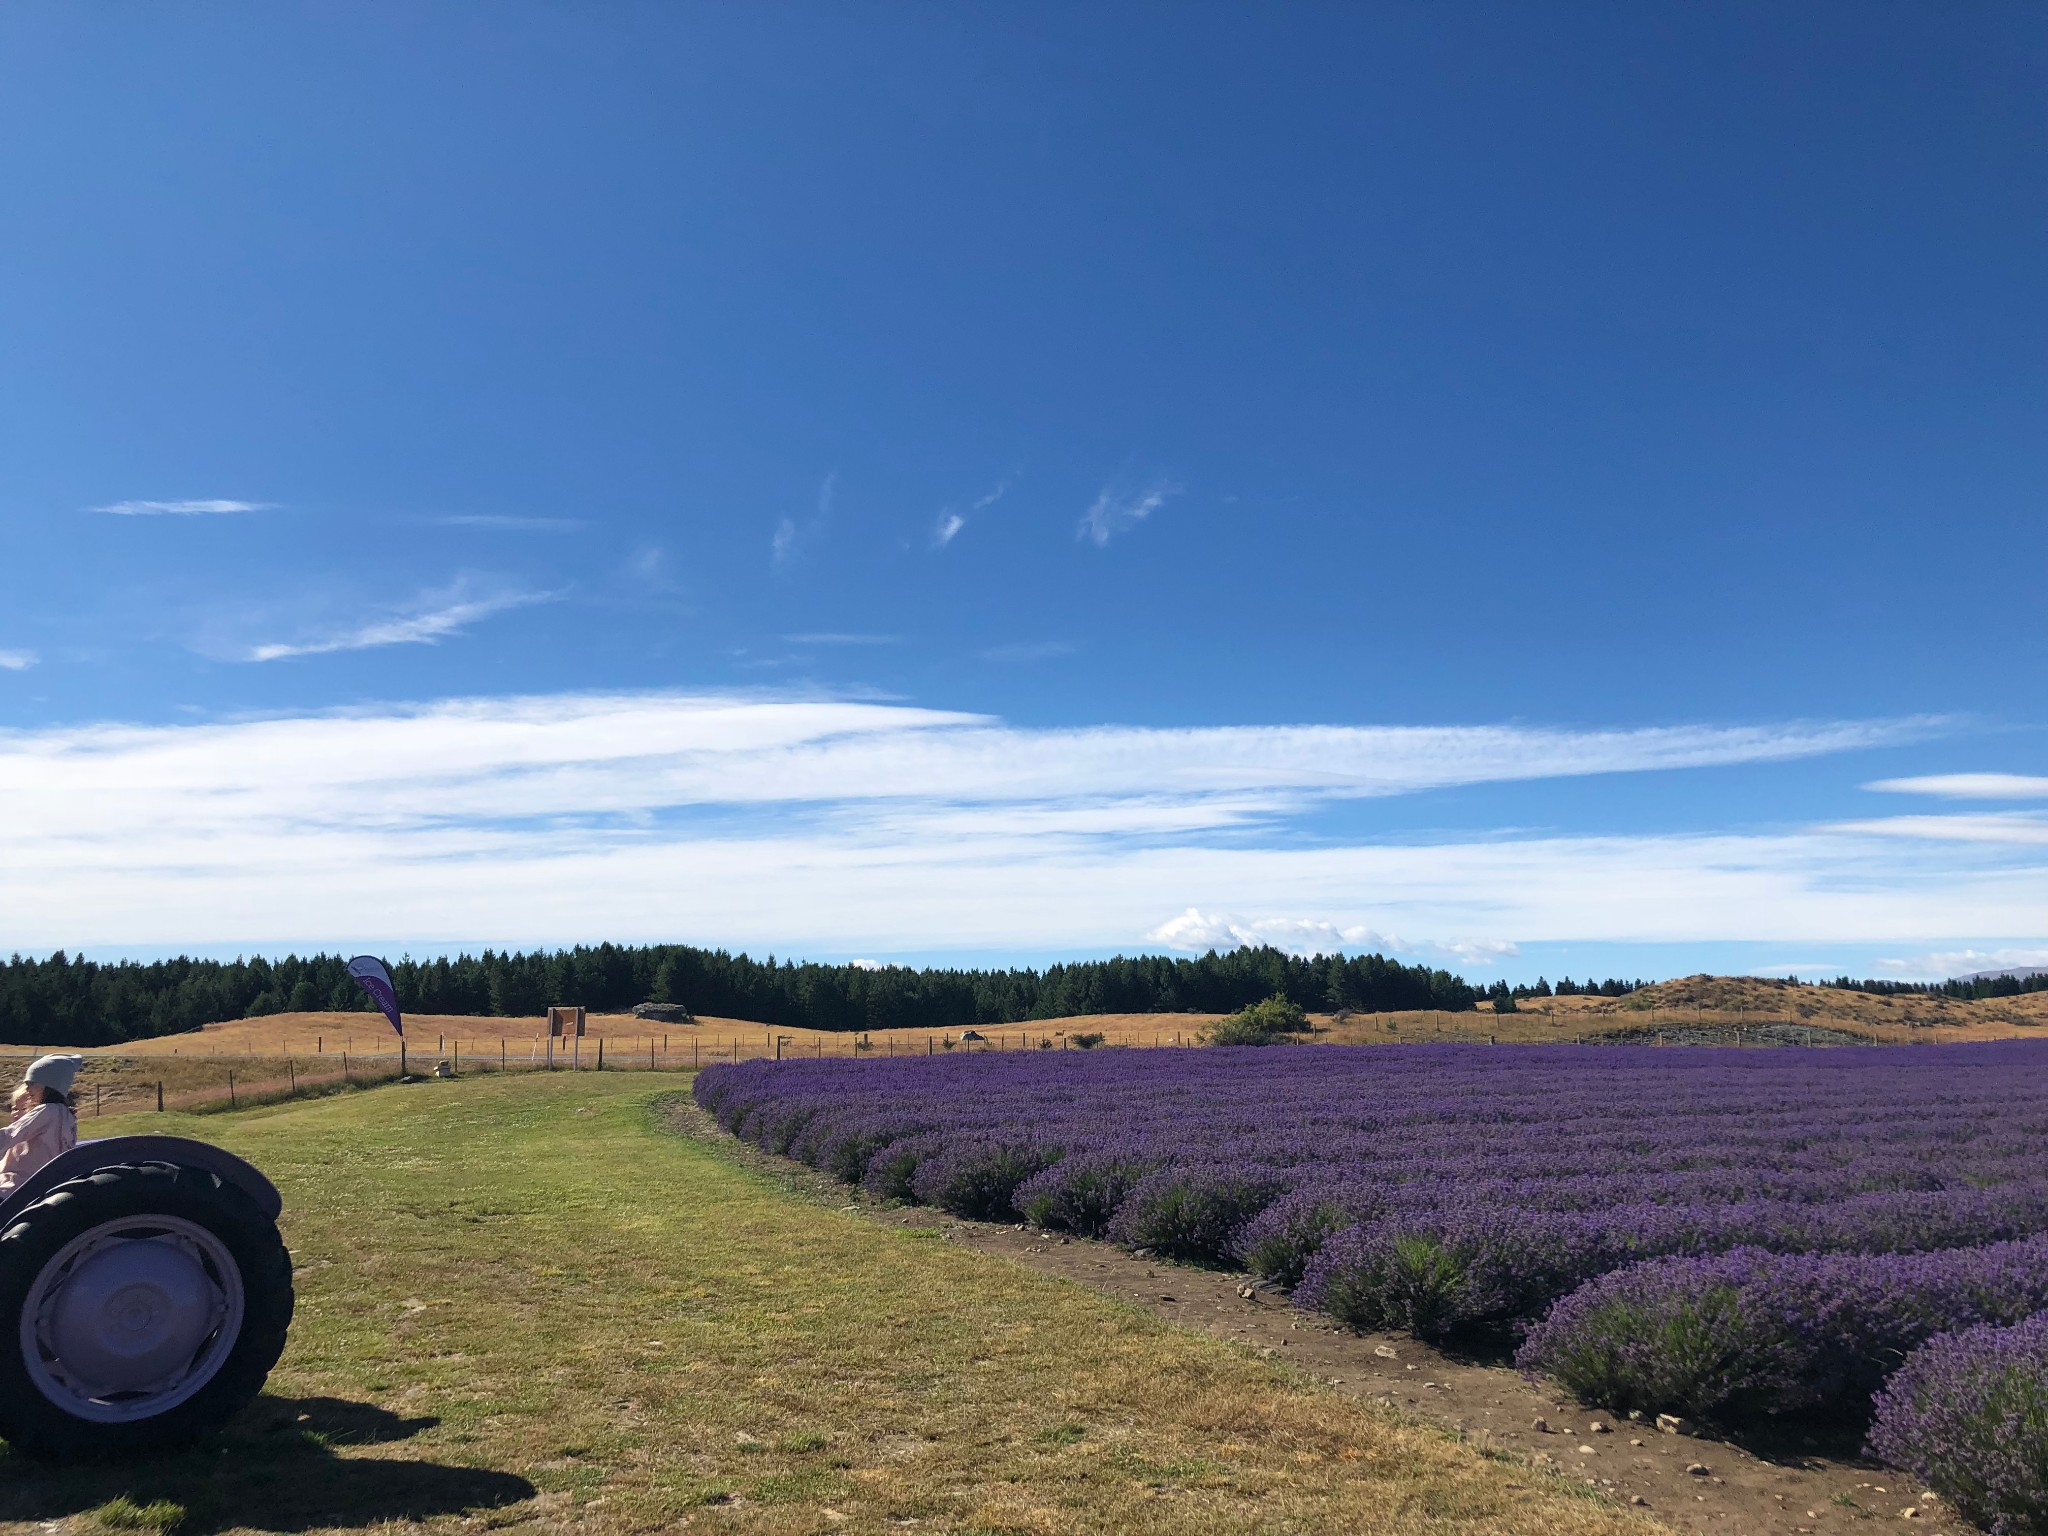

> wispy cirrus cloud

[
  {"left": 0, "top": 694, "right": 1978, "bottom": 960},
  {"left": 0, "top": 650, "right": 37, "bottom": 672},
  {"left": 785, "top": 633, "right": 901, "bottom": 646},
  {"left": 774, "top": 473, "right": 836, "bottom": 567},
  {"left": 1867, "top": 773, "right": 2048, "bottom": 799},
  {"left": 1836, "top": 811, "right": 2048, "bottom": 845},
  {"left": 93, "top": 499, "right": 274, "bottom": 516},
  {"left": 245, "top": 585, "right": 554, "bottom": 662},
  {"left": 1079, "top": 478, "right": 1176, "bottom": 546},
  {"left": 933, "top": 478, "right": 1013, "bottom": 548}
]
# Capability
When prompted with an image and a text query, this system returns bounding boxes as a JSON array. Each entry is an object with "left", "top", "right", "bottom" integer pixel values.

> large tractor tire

[{"left": 0, "top": 1161, "right": 293, "bottom": 1457}]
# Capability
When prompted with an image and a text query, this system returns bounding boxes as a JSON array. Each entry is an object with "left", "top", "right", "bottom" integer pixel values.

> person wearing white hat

[{"left": 0, "top": 1054, "right": 82, "bottom": 1192}]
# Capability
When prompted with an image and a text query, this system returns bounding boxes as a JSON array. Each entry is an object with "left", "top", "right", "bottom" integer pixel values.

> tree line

[
  {"left": 0, "top": 944, "right": 1479, "bottom": 1046},
  {"left": 1822, "top": 973, "right": 2048, "bottom": 1001}
]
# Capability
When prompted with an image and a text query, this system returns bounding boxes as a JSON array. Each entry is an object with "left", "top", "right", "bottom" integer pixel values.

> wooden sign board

[{"left": 547, "top": 1006, "right": 587, "bottom": 1038}]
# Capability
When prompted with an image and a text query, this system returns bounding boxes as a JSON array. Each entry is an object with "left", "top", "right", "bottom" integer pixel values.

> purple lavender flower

[
  {"left": 1519, "top": 1239, "right": 2048, "bottom": 1423},
  {"left": 1868, "top": 1311, "right": 2048, "bottom": 1536},
  {"left": 694, "top": 1037, "right": 2048, "bottom": 1416}
]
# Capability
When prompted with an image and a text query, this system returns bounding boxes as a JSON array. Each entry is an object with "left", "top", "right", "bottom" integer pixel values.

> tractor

[{"left": 0, "top": 1135, "right": 292, "bottom": 1457}]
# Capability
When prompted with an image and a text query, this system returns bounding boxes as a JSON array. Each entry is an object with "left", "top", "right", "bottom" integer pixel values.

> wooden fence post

[
  {"left": 156, "top": 1080, "right": 164, "bottom": 1112},
  {"left": 228, "top": 1071, "right": 237, "bottom": 1110}
]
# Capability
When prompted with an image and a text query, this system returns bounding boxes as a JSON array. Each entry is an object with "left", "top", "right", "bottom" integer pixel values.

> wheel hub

[
  {"left": 23, "top": 1215, "right": 245, "bottom": 1421},
  {"left": 48, "top": 1238, "right": 218, "bottom": 1393}
]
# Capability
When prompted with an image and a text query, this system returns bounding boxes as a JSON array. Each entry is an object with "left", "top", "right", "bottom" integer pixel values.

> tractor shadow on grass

[{"left": 0, "top": 1395, "right": 536, "bottom": 1533}]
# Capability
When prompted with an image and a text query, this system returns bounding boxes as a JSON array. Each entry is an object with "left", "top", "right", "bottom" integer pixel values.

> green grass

[
  {"left": 87, "top": 1496, "right": 187, "bottom": 1535},
  {"left": 0, "top": 1075, "right": 1663, "bottom": 1534}
]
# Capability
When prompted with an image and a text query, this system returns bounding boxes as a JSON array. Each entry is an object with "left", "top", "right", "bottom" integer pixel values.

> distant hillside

[{"left": 1544, "top": 972, "right": 2048, "bottom": 1033}]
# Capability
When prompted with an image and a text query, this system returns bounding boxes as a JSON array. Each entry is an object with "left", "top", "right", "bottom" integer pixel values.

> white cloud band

[{"left": 0, "top": 692, "right": 2005, "bottom": 956}]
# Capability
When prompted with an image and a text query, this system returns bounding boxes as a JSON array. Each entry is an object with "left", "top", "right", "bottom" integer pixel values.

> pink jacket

[{"left": 0, "top": 1103, "right": 77, "bottom": 1191}]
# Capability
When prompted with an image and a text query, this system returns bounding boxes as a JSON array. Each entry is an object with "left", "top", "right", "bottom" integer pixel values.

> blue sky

[{"left": 2, "top": 4, "right": 2044, "bottom": 983}]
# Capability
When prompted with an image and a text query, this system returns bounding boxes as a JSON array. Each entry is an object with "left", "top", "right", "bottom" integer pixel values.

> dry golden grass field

[{"left": 4, "top": 976, "right": 2040, "bottom": 1121}]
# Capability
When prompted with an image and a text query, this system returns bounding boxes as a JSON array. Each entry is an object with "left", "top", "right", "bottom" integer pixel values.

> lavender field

[{"left": 698, "top": 1041, "right": 2048, "bottom": 1512}]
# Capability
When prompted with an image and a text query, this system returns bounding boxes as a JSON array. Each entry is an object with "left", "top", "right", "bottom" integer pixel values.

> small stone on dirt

[
  {"left": 1374, "top": 1344, "right": 1399, "bottom": 1359},
  {"left": 1686, "top": 1462, "right": 1710, "bottom": 1477},
  {"left": 1630, "top": 1496, "right": 1648, "bottom": 1507},
  {"left": 1531, "top": 1417, "right": 1550, "bottom": 1433},
  {"left": 1657, "top": 1413, "right": 1693, "bottom": 1435},
  {"left": 1589, "top": 1420, "right": 1610, "bottom": 1433}
]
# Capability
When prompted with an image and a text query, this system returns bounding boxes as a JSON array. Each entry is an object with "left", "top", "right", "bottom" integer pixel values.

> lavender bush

[
  {"left": 697, "top": 1038, "right": 2048, "bottom": 1414},
  {"left": 1106, "top": 1165, "right": 1292, "bottom": 1264},
  {"left": 1519, "top": 1238, "right": 2048, "bottom": 1422},
  {"left": 1014, "top": 1152, "right": 1160, "bottom": 1237},
  {"left": 1868, "top": 1312, "right": 2048, "bottom": 1535}
]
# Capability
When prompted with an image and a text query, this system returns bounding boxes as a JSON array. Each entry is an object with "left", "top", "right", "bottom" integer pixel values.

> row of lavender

[{"left": 696, "top": 1043, "right": 2048, "bottom": 1529}]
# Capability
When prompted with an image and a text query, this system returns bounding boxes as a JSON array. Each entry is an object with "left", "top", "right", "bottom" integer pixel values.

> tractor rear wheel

[{"left": 0, "top": 1161, "right": 293, "bottom": 1457}]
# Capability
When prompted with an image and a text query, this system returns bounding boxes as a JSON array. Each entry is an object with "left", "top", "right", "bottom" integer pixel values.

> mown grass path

[{"left": 0, "top": 1075, "right": 1661, "bottom": 1536}]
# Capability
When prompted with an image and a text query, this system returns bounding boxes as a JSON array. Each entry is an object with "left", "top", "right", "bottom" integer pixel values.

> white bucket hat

[{"left": 24, "top": 1054, "right": 83, "bottom": 1096}]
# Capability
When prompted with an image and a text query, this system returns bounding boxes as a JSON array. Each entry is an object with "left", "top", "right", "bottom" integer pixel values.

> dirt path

[{"left": 670, "top": 1099, "right": 1969, "bottom": 1536}]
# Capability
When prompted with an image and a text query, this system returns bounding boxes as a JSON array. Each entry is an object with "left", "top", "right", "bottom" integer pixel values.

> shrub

[
  {"left": 1013, "top": 1153, "right": 1158, "bottom": 1237},
  {"left": 812, "top": 1123, "right": 915, "bottom": 1185},
  {"left": 1519, "top": 1238, "right": 2048, "bottom": 1425},
  {"left": 1230, "top": 1189, "right": 1384, "bottom": 1289},
  {"left": 1107, "top": 1166, "right": 1290, "bottom": 1264},
  {"left": 1869, "top": 1311, "right": 2048, "bottom": 1536},
  {"left": 1517, "top": 1266, "right": 1799, "bottom": 1421},
  {"left": 862, "top": 1134, "right": 941, "bottom": 1202},
  {"left": 1208, "top": 994, "right": 1309, "bottom": 1046},
  {"left": 1301, "top": 1209, "right": 1620, "bottom": 1339},
  {"left": 1071, "top": 1031, "right": 1106, "bottom": 1049},
  {"left": 910, "top": 1140, "right": 1059, "bottom": 1221}
]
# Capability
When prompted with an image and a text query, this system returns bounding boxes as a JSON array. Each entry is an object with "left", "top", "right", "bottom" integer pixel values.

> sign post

[{"left": 547, "top": 1007, "right": 586, "bottom": 1073}]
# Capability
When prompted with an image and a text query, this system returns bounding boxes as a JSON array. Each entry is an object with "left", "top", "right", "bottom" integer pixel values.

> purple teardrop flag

[{"left": 346, "top": 955, "right": 403, "bottom": 1037}]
